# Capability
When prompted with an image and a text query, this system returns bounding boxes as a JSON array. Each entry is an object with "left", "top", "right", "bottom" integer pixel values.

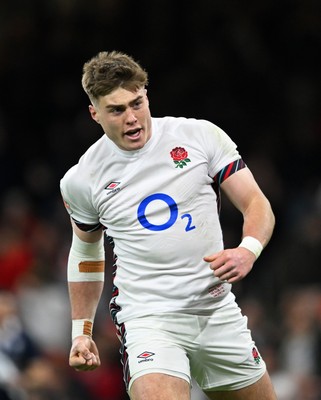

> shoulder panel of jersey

[
  {"left": 188, "top": 119, "right": 241, "bottom": 178},
  {"left": 155, "top": 117, "right": 242, "bottom": 177},
  {"left": 60, "top": 134, "right": 109, "bottom": 226}
]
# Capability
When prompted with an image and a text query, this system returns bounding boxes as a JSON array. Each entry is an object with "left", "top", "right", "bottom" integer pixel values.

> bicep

[
  {"left": 71, "top": 220, "right": 103, "bottom": 243},
  {"left": 220, "top": 168, "right": 267, "bottom": 213}
]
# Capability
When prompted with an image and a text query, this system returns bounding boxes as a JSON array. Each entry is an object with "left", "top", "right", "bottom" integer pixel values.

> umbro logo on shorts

[{"left": 137, "top": 351, "right": 155, "bottom": 363}]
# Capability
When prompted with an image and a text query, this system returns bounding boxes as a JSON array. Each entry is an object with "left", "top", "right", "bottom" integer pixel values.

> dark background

[{"left": 1, "top": 1, "right": 321, "bottom": 399}]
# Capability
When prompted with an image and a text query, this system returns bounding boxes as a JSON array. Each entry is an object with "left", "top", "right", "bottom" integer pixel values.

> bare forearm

[
  {"left": 242, "top": 195, "right": 275, "bottom": 248},
  {"left": 221, "top": 168, "right": 275, "bottom": 248},
  {"left": 68, "top": 281, "right": 104, "bottom": 320}
]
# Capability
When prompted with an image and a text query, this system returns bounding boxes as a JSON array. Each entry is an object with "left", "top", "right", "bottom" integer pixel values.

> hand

[
  {"left": 203, "top": 247, "right": 256, "bottom": 284},
  {"left": 69, "top": 336, "right": 101, "bottom": 371}
]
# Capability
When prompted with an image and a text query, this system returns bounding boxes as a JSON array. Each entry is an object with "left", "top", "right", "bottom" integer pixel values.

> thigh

[
  {"left": 190, "top": 301, "right": 267, "bottom": 391},
  {"left": 124, "top": 315, "right": 192, "bottom": 393},
  {"left": 130, "top": 373, "right": 190, "bottom": 400},
  {"left": 204, "top": 371, "right": 277, "bottom": 400}
]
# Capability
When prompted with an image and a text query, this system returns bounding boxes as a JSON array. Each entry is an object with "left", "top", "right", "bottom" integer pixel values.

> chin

[
  {"left": 131, "top": 143, "right": 146, "bottom": 150},
  {"left": 128, "top": 139, "right": 147, "bottom": 151}
]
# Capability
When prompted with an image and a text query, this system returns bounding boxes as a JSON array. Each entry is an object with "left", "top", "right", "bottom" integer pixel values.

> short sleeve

[
  {"left": 201, "top": 121, "right": 242, "bottom": 178},
  {"left": 60, "top": 164, "right": 100, "bottom": 226}
]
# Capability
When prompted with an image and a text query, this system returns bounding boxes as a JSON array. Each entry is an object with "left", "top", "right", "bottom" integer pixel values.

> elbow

[{"left": 265, "top": 199, "right": 276, "bottom": 240}]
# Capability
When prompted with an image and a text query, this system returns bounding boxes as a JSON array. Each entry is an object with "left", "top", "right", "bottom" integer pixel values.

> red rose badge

[
  {"left": 252, "top": 347, "right": 261, "bottom": 364},
  {"left": 170, "top": 147, "right": 191, "bottom": 168}
]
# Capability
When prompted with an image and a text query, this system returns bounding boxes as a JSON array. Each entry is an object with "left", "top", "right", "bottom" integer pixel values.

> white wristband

[
  {"left": 72, "top": 319, "right": 93, "bottom": 341},
  {"left": 238, "top": 236, "right": 263, "bottom": 259}
]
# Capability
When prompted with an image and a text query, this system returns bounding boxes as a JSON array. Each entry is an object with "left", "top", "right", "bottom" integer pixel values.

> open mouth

[{"left": 125, "top": 128, "right": 142, "bottom": 138}]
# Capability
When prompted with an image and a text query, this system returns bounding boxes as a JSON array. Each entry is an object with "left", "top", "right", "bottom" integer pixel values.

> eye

[
  {"left": 133, "top": 99, "right": 143, "bottom": 109},
  {"left": 110, "top": 107, "right": 123, "bottom": 115}
]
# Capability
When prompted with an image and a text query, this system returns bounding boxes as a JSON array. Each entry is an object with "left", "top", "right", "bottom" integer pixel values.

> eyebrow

[{"left": 105, "top": 95, "right": 144, "bottom": 110}]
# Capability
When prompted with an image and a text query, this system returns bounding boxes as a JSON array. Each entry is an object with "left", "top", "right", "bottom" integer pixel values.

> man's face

[{"left": 89, "top": 87, "right": 152, "bottom": 151}]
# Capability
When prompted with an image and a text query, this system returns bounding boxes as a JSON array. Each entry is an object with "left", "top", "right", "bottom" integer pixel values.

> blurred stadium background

[{"left": 0, "top": 1, "right": 321, "bottom": 399}]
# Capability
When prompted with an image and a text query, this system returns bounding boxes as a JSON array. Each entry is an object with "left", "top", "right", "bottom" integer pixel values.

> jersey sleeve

[
  {"left": 201, "top": 120, "right": 243, "bottom": 179},
  {"left": 213, "top": 159, "right": 246, "bottom": 186},
  {"left": 60, "top": 164, "right": 101, "bottom": 230}
]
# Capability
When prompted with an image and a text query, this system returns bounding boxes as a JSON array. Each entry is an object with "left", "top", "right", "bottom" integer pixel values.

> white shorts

[{"left": 120, "top": 299, "right": 266, "bottom": 393}]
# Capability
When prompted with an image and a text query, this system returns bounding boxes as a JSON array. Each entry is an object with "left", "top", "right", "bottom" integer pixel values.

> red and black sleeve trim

[
  {"left": 72, "top": 218, "right": 102, "bottom": 232},
  {"left": 212, "top": 159, "right": 246, "bottom": 214},
  {"left": 213, "top": 159, "right": 246, "bottom": 186}
]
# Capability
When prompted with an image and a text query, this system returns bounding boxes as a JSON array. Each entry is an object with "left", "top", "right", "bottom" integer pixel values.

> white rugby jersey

[{"left": 60, "top": 117, "right": 245, "bottom": 324}]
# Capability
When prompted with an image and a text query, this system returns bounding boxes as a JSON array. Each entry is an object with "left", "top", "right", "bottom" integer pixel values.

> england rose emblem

[
  {"left": 170, "top": 147, "right": 191, "bottom": 168},
  {"left": 252, "top": 347, "right": 261, "bottom": 364}
]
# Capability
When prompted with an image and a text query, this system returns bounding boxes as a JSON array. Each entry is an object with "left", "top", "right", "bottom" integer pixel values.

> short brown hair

[{"left": 81, "top": 51, "right": 148, "bottom": 103}]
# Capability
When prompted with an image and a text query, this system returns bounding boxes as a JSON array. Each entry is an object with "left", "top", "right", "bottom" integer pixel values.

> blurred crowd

[{"left": 1, "top": 0, "right": 321, "bottom": 399}]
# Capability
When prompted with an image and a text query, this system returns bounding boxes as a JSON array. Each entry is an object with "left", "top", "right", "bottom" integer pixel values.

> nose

[{"left": 126, "top": 108, "right": 137, "bottom": 124}]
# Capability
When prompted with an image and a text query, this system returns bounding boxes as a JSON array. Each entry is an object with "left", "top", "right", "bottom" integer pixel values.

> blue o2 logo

[{"left": 137, "top": 193, "right": 195, "bottom": 232}]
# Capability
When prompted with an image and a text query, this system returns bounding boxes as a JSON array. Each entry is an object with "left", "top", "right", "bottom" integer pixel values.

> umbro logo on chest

[{"left": 105, "top": 181, "right": 121, "bottom": 195}]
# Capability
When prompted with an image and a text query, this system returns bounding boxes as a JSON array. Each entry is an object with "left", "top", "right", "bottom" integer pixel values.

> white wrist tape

[
  {"left": 72, "top": 319, "right": 93, "bottom": 340},
  {"left": 238, "top": 236, "right": 263, "bottom": 259},
  {"left": 68, "top": 233, "right": 105, "bottom": 282}
]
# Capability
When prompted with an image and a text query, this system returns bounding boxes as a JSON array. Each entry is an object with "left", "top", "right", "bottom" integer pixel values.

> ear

[
  {"left": 144, "top": 88, "right": 149, "bottom": 105},
  {"left": 89, "top": 104, "right": 100, "bottom": 124}
]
